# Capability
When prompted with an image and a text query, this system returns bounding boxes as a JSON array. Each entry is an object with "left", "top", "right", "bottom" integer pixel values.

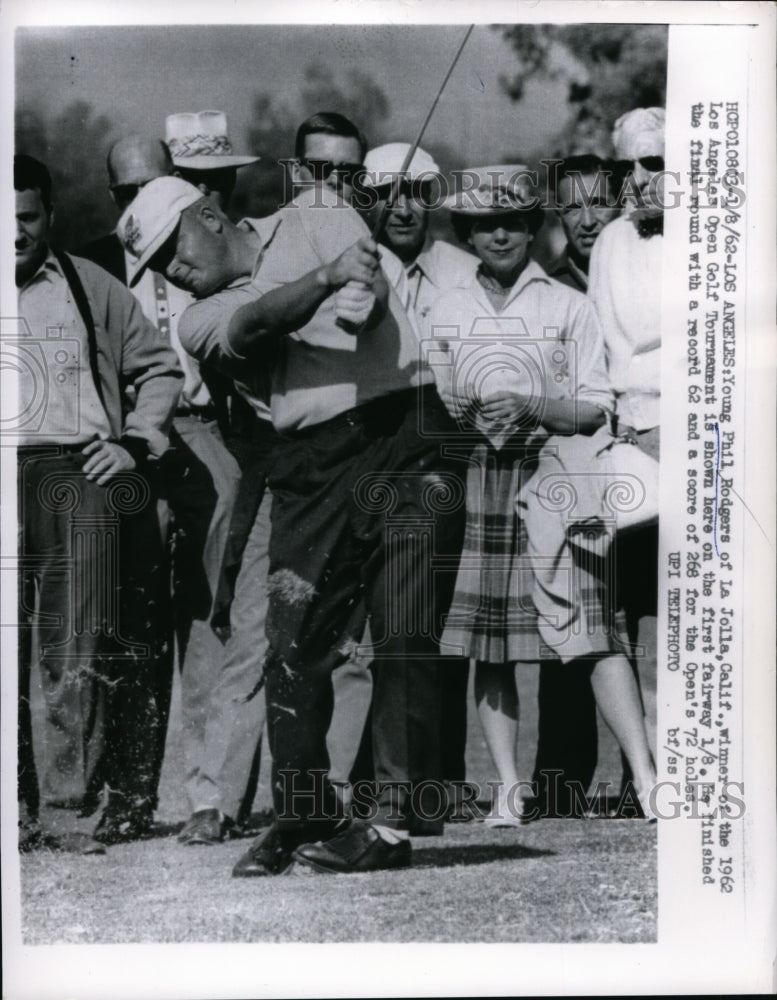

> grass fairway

[
  {"left": 19, "top": 663, "right": 656, "bottom": 944},
  {"left": 20, "top": 818, "right": 656, "bottom": 944}
]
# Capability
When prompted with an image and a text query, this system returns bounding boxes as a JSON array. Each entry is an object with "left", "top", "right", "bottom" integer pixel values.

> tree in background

[
  {"left": 16, "top": 100, "right": 116, "bottom": 250},
  {"left": 499, "top": 24, "right": 668, "bottom": 157}
]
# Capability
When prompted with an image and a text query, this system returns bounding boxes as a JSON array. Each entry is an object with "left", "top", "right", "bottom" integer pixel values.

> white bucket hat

[
  {"left": 117, "top": 176, "right": 205, "bottom": 286},
  {"left": 165, "top": 110, "right": 259, "bottom": 170}
]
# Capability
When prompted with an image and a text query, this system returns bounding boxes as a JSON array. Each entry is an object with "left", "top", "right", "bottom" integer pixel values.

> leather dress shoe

[
  {"left": 293, "top": 820, "right": 411, "bottom": 874},
  {"left": 178, "top": 809, "right": 235, "bottom": 845},
  {"left": 232, "top": 822, "right": 297, "bottom": 877}
]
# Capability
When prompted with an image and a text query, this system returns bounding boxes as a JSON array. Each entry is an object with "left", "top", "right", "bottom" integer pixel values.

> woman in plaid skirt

[{"left": 430, "top": 167, "right": 656, "bottom": 824}]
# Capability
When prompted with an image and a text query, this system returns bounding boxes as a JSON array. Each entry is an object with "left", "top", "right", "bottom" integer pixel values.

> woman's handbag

[
  {"left": 592, "top": 429, "right": 659, "bottom": 532},
  {"left": 522, "top": 425, "right": 659, "bottom": 542}
]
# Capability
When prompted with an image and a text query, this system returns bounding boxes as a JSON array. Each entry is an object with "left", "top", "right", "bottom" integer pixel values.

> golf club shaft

[{"left": 371, "top": 24, "right": 475, "bottom": 241}]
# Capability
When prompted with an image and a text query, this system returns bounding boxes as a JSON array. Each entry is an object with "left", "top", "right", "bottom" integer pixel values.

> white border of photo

[{"left": 1, "top": 2, "right": 774, "bottom": 997}]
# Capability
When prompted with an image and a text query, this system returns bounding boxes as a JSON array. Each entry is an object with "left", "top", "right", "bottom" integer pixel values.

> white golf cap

[
  {"left": 363, "top": 142, "right": 440, "bottom": 188},
  {"left": 117, "top": 176, "right": 205, "bottom": 287}
]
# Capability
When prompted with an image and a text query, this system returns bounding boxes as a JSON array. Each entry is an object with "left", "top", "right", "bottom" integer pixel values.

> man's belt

[
  {"left": 175, "top": 403, "right": 219, "bottom": 422},
  {"left": 283, "top": 385, "right": 436, "bottom": 441}
]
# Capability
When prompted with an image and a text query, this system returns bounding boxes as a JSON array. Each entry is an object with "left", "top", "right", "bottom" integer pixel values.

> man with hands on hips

[{"left": 15, "top": 154, "right": 182, "bottom": 849}]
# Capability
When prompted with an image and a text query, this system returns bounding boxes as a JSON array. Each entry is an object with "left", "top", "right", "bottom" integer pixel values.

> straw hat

[
  {"left": 165, "top": 110, "right": 259, "bottom": 170},
  {"left": 445, "top": 163, "right": 538, "bottom": 216}
]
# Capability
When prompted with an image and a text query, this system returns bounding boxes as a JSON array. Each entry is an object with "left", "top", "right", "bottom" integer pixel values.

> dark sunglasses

[
  {"left": 110, "top": 177, "right": 158, "bottom": 209},
  {"left": 298, "top": 158, "right": 365, "bottom": 183},
  {"left": 635, "top": 156, "right": 665, "bottom": 172},
  {"left": 109, "top": 178, "right": 153, "bottom": 207}
]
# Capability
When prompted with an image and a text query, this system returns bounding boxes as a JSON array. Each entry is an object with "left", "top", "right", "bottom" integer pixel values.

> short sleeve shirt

[{"left": 180, "top": 189, "right": 431, "bottom": 433}]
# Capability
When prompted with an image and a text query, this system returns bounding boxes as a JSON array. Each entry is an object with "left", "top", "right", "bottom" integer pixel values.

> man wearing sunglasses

[
  {"left": 291, "top": 111, "right": 368, "bottom": 204},
  {"left": 284, "top": 116, "right": 430, "bottom": 823},
  {"left": 586, "top": 107, "right": 668, "bottom": 813},
  {"left": 589, "top": 107, "right": 666, "bottom": 448},
  {"left": 79, "top": 136, "right": 176, "bottom": 278}
]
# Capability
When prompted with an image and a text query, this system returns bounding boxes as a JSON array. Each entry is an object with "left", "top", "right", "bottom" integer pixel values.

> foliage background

[{"left": 16, "top": 23, "right": 666, "bottom": 250}]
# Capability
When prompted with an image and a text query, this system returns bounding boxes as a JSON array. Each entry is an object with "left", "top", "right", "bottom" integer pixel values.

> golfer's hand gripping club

[{"left": 330, "top": 237, "right": 381, "bottom": 333}]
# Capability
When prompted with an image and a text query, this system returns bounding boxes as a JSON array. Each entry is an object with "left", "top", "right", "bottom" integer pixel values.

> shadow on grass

[{"left": 412, "top": 842, "right": 554, "bottom": 868}]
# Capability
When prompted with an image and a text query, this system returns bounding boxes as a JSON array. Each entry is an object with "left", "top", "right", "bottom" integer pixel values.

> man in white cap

[
  {"left": 166, "top": 110, "right": 259, "bottom": 211},
  {"left": 362, "top": 142, "right": 477, "bottom": 338},
  {"left": 79, "top": 134, "right": 271, "bottom": 846},
  {"left": 361, "top": 142, "right": 476, "bottom": 818},
  {"left": 587, "top": 107, "right": 668, "bottom": 798},
  {"left": 163, "top": 114, "right": 285, "bottom": 844},
  {"left": 118, "top": 138, "right": 466, "bottom": 875}
]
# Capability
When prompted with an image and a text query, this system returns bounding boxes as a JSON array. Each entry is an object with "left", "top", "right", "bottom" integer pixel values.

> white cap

[
  {"left": 117, "top": 176, "right": 205, "bottom": 287},
  {"left": 362, "top": 142, "right": 440, "bottom": 189}
]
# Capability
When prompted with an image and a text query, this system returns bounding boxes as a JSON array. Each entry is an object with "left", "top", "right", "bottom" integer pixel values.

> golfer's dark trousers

[{"left": 264, "top": 385, "right": 466, "bottom": 838}]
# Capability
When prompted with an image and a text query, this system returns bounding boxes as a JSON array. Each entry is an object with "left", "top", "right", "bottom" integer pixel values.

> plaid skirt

[{"left": 441, "top": 442, "right": 627, "bottom": 664}]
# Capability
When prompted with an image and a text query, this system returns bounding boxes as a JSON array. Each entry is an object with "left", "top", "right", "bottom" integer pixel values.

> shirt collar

[
  {"left": 19, "top": 247, "right": 61, "bottom": 291},
  {"left": 469, "top": 257, "right": 550, "bottom": 309},
  {"left": 551, "top": 246, "right": 588, "bottom": 291},
  {"left": 239, "top": 213, "right": 283, "bottom": 281},
  {"left": 407, "top": 235, "right": 436, "bottom": 281}
]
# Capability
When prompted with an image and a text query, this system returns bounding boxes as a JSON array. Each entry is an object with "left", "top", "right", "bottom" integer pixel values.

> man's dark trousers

[
  {"left": 264, "top": 386, "right": 466, "bottom": 837},
  {"left": 17, "top": 447, "right": 164, "bottom": 813}
]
